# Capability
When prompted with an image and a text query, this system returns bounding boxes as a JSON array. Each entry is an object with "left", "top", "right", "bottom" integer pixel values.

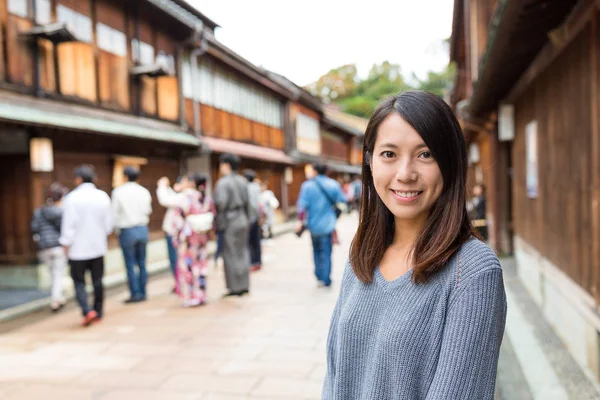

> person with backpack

[
  {"left": 167, "top": 173, "right": 215, "bottom": 307},
  {"left": 296, "top": 163, "right": 347, "bottom": 287},
  {"left": 31, "top": 182, "right": 68, "bottom": 312}
]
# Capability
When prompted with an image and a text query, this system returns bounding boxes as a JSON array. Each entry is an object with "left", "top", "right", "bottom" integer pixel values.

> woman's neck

[{"left": 391, "top": 216, "right": 427, "bottom": 250}]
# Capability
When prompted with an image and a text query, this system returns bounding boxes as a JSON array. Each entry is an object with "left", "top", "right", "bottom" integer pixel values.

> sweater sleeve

[
  {"left": 322, "top": 262, "right": 352, "bottom": 399},
  {"left": 425, "top": 267, "right": 507, "bottom": 400}
]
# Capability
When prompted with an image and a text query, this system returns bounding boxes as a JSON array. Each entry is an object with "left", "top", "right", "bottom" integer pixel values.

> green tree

[{"left": 307, "top": 40, "right": 456, "bottom": 118}]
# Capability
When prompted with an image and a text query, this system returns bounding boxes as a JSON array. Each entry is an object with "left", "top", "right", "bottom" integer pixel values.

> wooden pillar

[{"left": 589, "top": 10, "right": 600, "bottom": 304}]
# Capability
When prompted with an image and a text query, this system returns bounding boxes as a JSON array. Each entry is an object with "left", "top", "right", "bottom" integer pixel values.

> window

[
  {"left": 97, "top": 23, "right": 127, "bottom": 57},
  {"left": 57, "top": 5, "right": 92, "bottom": 43},
  {"left": 35, "top": 0, "right": 52, "bottom": 24},
  {"left": 156, "top": 51, "right": 175, "bottom": 74},
  {"left": 181, "top": 57, "right": 192, "bottom": 99},
  {"left": 131, "top": 39, "right": 155, "bottom": 65},
  {"left": 8, "top": 0, "right": 28, "bottom": 18}
]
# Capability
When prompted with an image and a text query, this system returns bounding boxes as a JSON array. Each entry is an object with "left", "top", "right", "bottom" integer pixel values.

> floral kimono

[{"left": 172, "top": 188, "right": 216, "bottom": 307}]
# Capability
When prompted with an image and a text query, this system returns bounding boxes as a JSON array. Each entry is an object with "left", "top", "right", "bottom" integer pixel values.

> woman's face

[{"left": 371, "top": 113, "right": 443, "bottom": 226}]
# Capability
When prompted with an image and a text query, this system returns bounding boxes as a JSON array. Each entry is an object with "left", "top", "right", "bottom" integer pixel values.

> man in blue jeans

[
  {"left": 296, "top": 163, "right": 347, "bottom": 287},
  {"left": 112, "top": 167, "right": 152, "bottom": 303}
]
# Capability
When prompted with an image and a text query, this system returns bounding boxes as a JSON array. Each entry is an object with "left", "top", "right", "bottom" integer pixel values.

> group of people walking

[{"left": 31, "top": 153, "right": 280, "bottom": 325}]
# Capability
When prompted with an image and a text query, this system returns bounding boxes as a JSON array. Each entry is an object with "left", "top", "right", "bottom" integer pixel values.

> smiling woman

[{"left": 322, "top": 91, "right": 507, "bottom": 400}]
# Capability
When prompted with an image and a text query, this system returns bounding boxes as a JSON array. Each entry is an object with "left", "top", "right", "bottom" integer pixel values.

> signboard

[
  {"left": 498, "top": 104, "right": 515, "bottom": 141},
  {"left": 526, "top": 121, "right": 538, "bottom": 199}
]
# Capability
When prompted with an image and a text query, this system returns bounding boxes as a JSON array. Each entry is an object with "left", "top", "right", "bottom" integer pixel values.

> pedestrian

[
  {"left": 214, "top": 153, "right": 253, "bottom": 297},
  {"left": 468, "top": 183, "right": 488, "bottom": 241},
  {"left": 322, "top": 91, "right": 507, "bottom": 399},
  {"left": 243, "top": 169, "right": 262, "bottom": 272},
  {"left": 295, "top": 163, "right": 346, "bottom": 288},
  {"left": 259, "top": 181, "right": 279, "bottom": 239},
  {"left": 342, "top": 177, "right": 355, "bottom": 214},
  {"left": 156, "top": 176, "right": 183, "bottom": 292},
  {"left": 59, "top": 165, "right": 113, "bottom": 327},
  {"left": 31, "top": 182, "right": 68, "bottom": 312},
  {"left": 351, "top": 174, "right": 362, "bottom": 211},
  {"left": 170, "top": 173, "right": 215, "bottom": 307},
  {"left": 112, "top": 166, "right": 152, "bottom": 304}
]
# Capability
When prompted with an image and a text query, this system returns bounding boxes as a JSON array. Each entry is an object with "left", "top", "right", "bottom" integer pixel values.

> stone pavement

[{"left": 0, "top": 216, "right": 357, "bottom": 400}]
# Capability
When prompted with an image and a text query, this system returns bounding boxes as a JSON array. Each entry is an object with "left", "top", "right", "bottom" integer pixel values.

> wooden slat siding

[
  {"left": 57, "top": 41, "right": 96, "bottom": 101},
  {"left": 98, "top": 51, "right": 129, "bottom": 109},
  {"left": 0, "top": 0, "right": 6, "bottom": 81},
  {"left": 200, "top": 103, "right": 214, "bottom": 135},
  {"left": 185, "top": 98, "right": 194, "bottom": 130},
  {"left": 53, "top": 152, "right": 177, "bottom": 235},
  {"left": 513, "top": 24, "right": 594, "bottom": 292},
  {"left": 241, "top": 117, "right": 252, "bottom": 141},
  {"left": 95, "top": 0, "right": 125, "bottom": 31},
  {"left": 58, "top": 0, "right": 91, "bottom": 15},
  {"left": 140, "top": 75, "right": 157, "bottom": 115},
  {"left": 591, "top": 11, "right": 600, "bottom": 302},
  {"left": 96, "top": 0, "right": 129, "bottom": 110},
  {"left": 231, "top": 114, "right": 242, "bottom": 142},
  {"left": 288, "top": 166, "right": 306, "bottom": 207},
  {"left": 290, "top": 103, "right": 319, "bottom": 122},
  {"left": 0, "top": 155, "right": 34, "bottom": 262},
  {"left": 157, "top": 76, "right": 178, "bottom": 121},
  {"left": 38, "top": 39, "right": 56, "bottom": 92},
  {"left": 155, "top": 30, "right": 179, "bottom": 122},
  {"left": 5, "top": 15, "right": 33, "bottom": 86},
  {"left": 270, "top": 127, "right": 284, "bottom": 150}
]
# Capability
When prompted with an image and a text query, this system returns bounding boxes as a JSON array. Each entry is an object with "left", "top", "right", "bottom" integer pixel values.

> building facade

[{"left": 451, "top": 0, "right": 600, "bottom": 381}]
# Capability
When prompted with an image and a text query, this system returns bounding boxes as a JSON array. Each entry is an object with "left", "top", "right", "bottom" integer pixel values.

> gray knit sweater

[{"left": 323, "top": 238, "right": 507, "bottom": 400}]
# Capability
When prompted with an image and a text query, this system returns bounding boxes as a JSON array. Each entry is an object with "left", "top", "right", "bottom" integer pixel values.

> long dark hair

[{"left": 349, "top": 91, "right": 475, "bottom": 284}]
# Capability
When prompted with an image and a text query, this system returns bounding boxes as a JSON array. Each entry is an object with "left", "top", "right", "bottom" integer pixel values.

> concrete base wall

[
  {"left": 514, "top": 236, "right": 600, "bottom": 382},
  {"left": 0, "top": 238, "right": 169, "bottom": 291}
]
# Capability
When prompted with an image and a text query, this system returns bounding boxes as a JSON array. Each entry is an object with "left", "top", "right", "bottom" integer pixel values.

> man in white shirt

[
  {"left": 112, "top": 166, "right": 152, "bottom": 304},
  {"left": 59, "top": 165, "right": 113, "bottom": 327}
]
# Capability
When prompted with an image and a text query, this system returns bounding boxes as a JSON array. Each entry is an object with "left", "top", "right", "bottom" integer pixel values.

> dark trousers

[
  {"left": 311, "top": 233, "right": 333, "bottom": 286},
  {"left": 119, "top": 226, "right": 149, "bottom": 299},
  {"left": 70, "top": 257, "right": 104, "bottom": 317},
  {"left": 248, "top": 221, "right": 262, "bottom": 266},
  {"left": 166, "top": 234, "right": 177, "bottom": 277}
]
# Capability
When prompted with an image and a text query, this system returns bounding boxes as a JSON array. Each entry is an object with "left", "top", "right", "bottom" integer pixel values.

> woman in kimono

[{"left": 172, "top": 173, "right": 215, "bottom": 307}]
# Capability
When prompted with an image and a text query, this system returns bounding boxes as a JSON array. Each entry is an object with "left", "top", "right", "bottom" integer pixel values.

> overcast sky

[{"left": 186, "top": 0, "right": 454, "bottom": 86}]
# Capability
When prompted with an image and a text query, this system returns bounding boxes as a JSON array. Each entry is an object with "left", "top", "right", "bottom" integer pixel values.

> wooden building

[
  {"left": 0, "top": 0, "right": 365, "bottom": 291},
  {"left": 450, "top": 0, "right": 600, "bottom": 381},
  {"left": 0, "top": 0, "right": 216, "bottom": 286},
  {"left": 180, "top": 42, "right": 298, "bottom": 219}
]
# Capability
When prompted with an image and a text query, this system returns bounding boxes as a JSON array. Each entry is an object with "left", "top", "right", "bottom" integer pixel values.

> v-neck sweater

[{"left": 322, "top": 238, "right": 507, "bottom": 400}]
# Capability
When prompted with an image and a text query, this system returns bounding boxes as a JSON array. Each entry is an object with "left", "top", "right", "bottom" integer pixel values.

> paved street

[
  {"left": 2, "top": 214, "right": 600, "bottom": 400},
  {"left": 0, "top": 216, "right": 356, "bottom": 400}
]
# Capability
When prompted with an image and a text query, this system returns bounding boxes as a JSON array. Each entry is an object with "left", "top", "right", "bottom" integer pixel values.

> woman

[
  {"left": 156, "top": 175, "right": 183, "bottom": 293},
  {"left": 171, "top": 173, "right": 215, "bottom": 307},
  {"left": 31, "top": 182, "right": 68, "bottom": 312},
  {"left": 322, "top": 91, "right": 507, "bottom": 399},
  {"left": 259, "top": 181, "right": 279, "bottom": 239}
]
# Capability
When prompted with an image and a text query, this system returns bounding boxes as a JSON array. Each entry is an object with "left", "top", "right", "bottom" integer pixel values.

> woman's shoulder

[{"left": 449, "top": 237, "right": 502, "bottom": 284}]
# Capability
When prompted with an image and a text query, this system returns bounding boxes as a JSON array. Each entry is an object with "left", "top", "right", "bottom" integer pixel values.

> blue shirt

[{"left": 297, "top": 175, "right": 347, "bottom": 236}]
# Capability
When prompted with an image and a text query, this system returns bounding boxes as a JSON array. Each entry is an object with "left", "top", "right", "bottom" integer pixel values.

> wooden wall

[
  {"left": 97, "top": 0, "right": 129, "bottom": 110},
  {"left": 57, "top": 0, "right": 96, "bottom": 102},
  {"left": 321, "top": 130, "right": 349, "bottom": 162},
  {"left": 4, "top": 13, "right": 33, "bottom": 86},
  {"left": 0, "top": 155, "right": 33, "bottom": 263},
  {"left": 512, "top": 24, "right": 594, "bottom": 294},
  {"left": 51, "top": 151, "right": 179, "bottom": 238},
  {"left": 187, "top": 100, "right": 285, "bottom": 149}
]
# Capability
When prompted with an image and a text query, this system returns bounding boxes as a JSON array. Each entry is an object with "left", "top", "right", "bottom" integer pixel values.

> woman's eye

[
  {"left": 380, "top": 151, "right": 395, "bottom": 159},
  {"left": 419, "top": 151, "right": 433, "bottom": 159}
]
